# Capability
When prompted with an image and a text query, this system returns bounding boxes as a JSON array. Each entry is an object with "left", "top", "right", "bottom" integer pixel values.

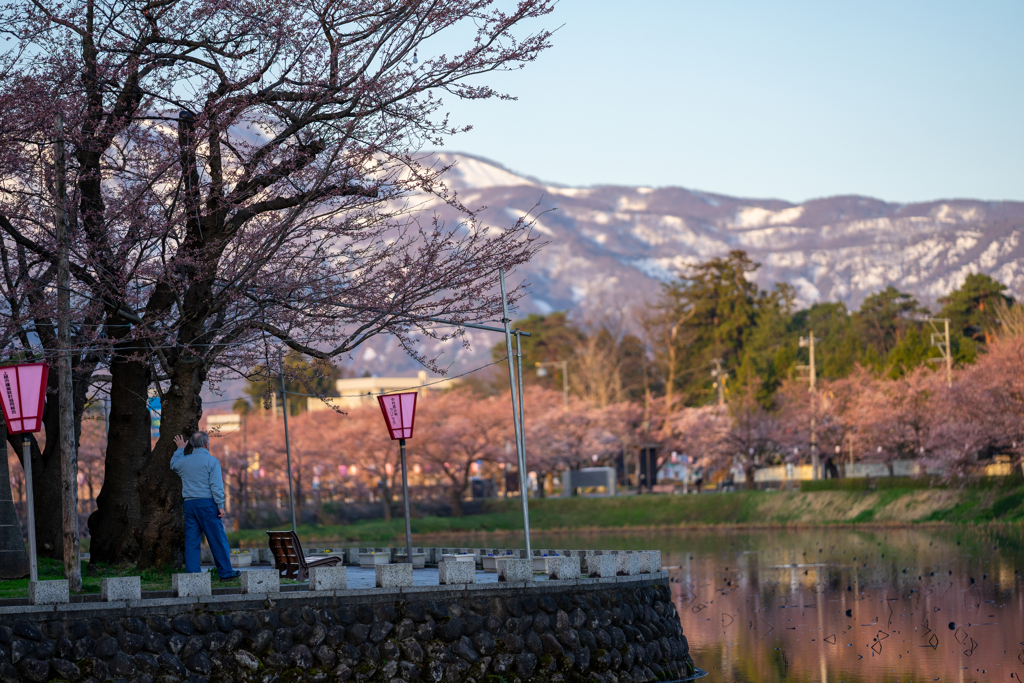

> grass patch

[
  {"left": 851, "top": 508, "right": 876, "bottom": 523},
  {"left": 991, "top": 491, "right": 1024, "bottom": 519},
  {"left": 223, "top": 485, "right": 1024, "bottom": 547},
  {"left": 923, "top": 498, "right": 981, "bottom": 522},
  {"left": 228, "top": 494, "right": 768, "bottom": 546},
  {"left": 801, "top": 477, "right": 939, "bottom": 492},
  {"left": 802, "top": 472, "right": 1024, "bottom": 493}
]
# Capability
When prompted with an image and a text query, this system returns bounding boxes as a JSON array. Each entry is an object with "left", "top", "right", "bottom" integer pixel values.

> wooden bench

[{"left": 266, "top": 530, "right": 341, "bottom": 581}]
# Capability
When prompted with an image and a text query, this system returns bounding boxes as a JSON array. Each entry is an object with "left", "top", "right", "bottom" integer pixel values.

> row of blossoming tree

[{"left": 52, "top": 324, "right": 1019, "bottom": 531}]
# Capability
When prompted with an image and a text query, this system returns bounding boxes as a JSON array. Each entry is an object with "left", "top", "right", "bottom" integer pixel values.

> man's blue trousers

[{"left": 183, "top": 498, "right": 235, "bottom": 578}]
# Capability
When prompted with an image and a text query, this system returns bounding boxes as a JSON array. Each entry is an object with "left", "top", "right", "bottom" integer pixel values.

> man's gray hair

[{"left": 189, "top": 431, "right": 210, "bottom": 449}]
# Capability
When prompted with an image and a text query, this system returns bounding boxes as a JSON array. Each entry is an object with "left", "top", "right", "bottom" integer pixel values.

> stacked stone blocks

[{"left": 0, "top": 576, "right": 694, "bottom": 683}]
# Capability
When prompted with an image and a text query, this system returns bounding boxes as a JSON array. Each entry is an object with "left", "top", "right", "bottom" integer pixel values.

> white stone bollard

[
  {"left": 637, "top": 550, "right": 662, "bottom": 574},
  {"left": 101, "top": 577, "right": 141, "bottom": 602},
  {"left": 240, "top": 569, "right": 280, "bottom": 594},
  {"left": 439, "top": 560, "right": 476, "bottom": 585},
  {"left": 376, "top": 563, "right": 413, "bottom": 588},
  {"left": 548, "top": 556, "right": 581, "bottom": 580},
  {"left": 172, "top": 572, "right": 212, "bottom": 597},
  {"left": 309, "top": 566, "right": 348, "bottom": 591},
  {"left": 615, "top": 552, "right": 641, "bottom": 576},
  {"left": 586, "top": 555, "right": 616, "bottom": 578},
  {"left": 29, "top": 580, "right": 69, "bottom": 605}
]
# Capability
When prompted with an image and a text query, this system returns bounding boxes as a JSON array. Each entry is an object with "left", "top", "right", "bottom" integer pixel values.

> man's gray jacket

[{"left": 171, "top": 447, "right": 226, "bottom": 508}]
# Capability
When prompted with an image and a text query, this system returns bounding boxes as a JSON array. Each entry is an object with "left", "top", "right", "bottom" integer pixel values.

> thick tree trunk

[
  {"left": 135, "top": 358, "right": 205, "bottom": 569},
  {"left": 87, "top": 345, "right": 151, "bottom": 564},
  {"left": 0, "top": 419, "right": 29, "bottom": 578}
]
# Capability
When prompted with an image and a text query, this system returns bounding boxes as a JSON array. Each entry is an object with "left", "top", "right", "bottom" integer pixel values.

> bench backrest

[{"left": 267, "top": 530, "right": 308, "bottom": 571}]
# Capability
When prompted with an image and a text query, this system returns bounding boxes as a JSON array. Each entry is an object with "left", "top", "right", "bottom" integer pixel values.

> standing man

[{"left": 171, "top": 432, "right": 241, "bottom": 580}]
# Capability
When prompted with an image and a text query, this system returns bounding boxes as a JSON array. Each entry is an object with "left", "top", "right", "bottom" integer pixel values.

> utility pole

[
  {"left": 926, "top": 318, "right": 952, "bottom": 388},
  {"left": 710, "top": 358, "right": 727, "bottom": 407},
  {"left": 798, "top": 332, "right": 821, "bottom": 480},
  {"left": 54, "top": 113, "right": 81, "bottom": 592}
]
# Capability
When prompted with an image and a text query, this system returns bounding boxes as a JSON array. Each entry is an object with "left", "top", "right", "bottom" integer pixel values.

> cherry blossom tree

[
  {"left": 925, "top": 336, "right": 1024, "bottom": 476},
  {"left": 0, "top": 0, "right": 555, "bottom": 566},
  {"left": 667, "top": 404, "right": 731, "bottom": 478},
  {"left": 417, "top": 390, "right": 507, "bottom": 516}
]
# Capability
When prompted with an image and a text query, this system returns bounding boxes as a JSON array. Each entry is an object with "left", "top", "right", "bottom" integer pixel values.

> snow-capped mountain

[{"left": 354, "top": 152, "right": 1024, "bottom": 376}]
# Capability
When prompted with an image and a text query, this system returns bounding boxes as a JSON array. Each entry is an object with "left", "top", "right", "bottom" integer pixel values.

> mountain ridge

[{"left": 337, "top": 153, "right": 1024, "bottom": 377}]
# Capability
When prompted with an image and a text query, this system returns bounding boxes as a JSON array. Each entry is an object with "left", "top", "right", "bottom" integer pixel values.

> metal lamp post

[{"left": 377, "top": 392, "right": 418, "bottom": 564}]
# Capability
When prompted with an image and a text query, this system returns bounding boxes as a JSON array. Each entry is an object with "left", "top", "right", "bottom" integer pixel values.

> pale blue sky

[{"left": 438, "top": 0, "right": 1024, "bottom": 203}]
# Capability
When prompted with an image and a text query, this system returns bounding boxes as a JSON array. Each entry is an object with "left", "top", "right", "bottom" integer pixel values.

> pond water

[{"left": 414, "top": 525, "right": 1024, "bottom": 683}]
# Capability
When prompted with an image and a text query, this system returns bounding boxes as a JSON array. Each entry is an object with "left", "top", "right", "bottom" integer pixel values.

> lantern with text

[
  {"left": 377, "top": 392, "right": 417, "bottom": 440},
  {"left": 0, "top": 362, "right": 49, "bottom": 583},
  {"left": 376, "top": 392, "right": 418, "bottom": 565},
  {"left": 0, "top": 363, "right": 49, "bottom": 434}
]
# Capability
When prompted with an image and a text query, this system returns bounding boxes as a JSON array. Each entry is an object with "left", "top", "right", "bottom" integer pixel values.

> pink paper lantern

[
  {"left": 376, "top": 391, "right": 418, "bottom": 440},
  {"left": 0, "top": 363, "right": 49, "bottom": 434}
]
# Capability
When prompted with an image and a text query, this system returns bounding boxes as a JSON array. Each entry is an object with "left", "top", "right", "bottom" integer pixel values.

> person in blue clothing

[{"left": 171, "top": 431, "right": 241, "bottom": 580}]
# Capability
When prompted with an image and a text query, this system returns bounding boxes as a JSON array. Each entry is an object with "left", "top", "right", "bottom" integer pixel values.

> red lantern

[
  {"left": 0, "top": 363, "right": 49, "bottom": 433},
  {"left": 376, "top": 391, "right": 419, "bottom": 564},
  {"left": 376, "top": 391, "right": 418, "bottom": 440}
]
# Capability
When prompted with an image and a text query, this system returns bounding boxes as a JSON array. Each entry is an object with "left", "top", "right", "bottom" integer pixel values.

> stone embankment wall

[{"left": 0, "top": 576, "right": 694, "bottom": 683}]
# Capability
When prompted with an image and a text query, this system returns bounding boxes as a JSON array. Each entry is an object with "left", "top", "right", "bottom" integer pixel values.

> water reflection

[{"left": 418, "top": 525, "right": 1024, "bottom": 682}]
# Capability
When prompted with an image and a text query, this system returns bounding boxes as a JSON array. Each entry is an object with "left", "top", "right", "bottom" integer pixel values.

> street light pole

[
  {"left": 22, "top": 436, "right": 37, "bottom": 582},
  {"left": 500, "top": 269, "right": 531, "bottom": 556},
  {"left": 515, "top": 331, "right": 528, "bottom": 487},
  {"left": 398, "top": 438, "right": 413, "bottom": 563},
  {"left": 279, "top": 354, "right": 298, "bottom": 534}
]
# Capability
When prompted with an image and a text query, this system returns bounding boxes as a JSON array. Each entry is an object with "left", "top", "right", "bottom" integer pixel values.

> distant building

[
  {"left": 205, "top": 413, "right": 241, "bottom": 435},
  {"left": 306, "top": 370, "right": 457, "bottom": 411}
]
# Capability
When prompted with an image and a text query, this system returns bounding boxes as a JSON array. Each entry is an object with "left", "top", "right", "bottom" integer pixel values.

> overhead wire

[{"left": 199, "top": 356, "right": 509, "bottom": 406}]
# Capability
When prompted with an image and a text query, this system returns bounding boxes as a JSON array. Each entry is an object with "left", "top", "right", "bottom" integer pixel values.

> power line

[{"left": 197, "top": 356, "right": 511, "bottom": 406}]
